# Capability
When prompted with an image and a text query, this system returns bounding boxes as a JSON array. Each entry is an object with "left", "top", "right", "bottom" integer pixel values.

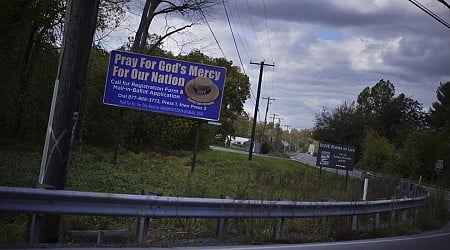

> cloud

[{"left": 102, "top": 0, "right": 450, "bottom": 129}]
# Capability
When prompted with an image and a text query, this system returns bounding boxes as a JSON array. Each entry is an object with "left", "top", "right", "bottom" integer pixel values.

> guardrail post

[
  {"left": 389, "top": 210, "right": 396, "bottom": 227},
  {"left": 137, "top": 190, "right": 151, "bottom": 244},
  {"left": 401, "top": 209, "right": 407, "bottom": 221},
  {"left": 273, "top": 198, "right": 285, "bottom": 241},
  {"left": 97, "top": 231, "right": 104, "bottom": 245},
  {"left": 374, "top": 213, "right": 380, "bottom": 229},
  {"left": 216, "top": 194, "right": 230, "bottom": 238},
  {"left": 413, "top": 207, "right": 419, "bottom": 223},
  {"left": 320, "top": 217, "right": 328, "bottom": 234},
  {"left": 137, "top": 216, "right": 150, "bottom": 244},
  {"left": 25, "top": 183, "right": 54, "bottom": 244},
  {"left": 26, "top": 212, "right": 42, "bottom": 244},
  {"left": 273, "top": 217, "right": 284, "bottom": 240},
  {"left": 351, "top": 215, "right": 358, "bottom": 231}
]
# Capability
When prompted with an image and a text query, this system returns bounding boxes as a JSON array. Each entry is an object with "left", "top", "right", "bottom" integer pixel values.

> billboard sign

[
  {"left": 316, "top": 141, "right": 356, "bottom": 170},
  {"left": 103, "top": 50, "right": 227, "bottom": 121}
]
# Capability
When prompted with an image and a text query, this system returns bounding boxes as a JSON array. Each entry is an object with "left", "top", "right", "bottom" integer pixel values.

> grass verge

[{"left": 0, "top": 145, "right": 446, "bottom": 246}]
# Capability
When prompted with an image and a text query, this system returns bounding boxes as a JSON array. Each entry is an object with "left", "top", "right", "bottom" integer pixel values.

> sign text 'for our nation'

[{"left": 111, "top": 53, "right": 222, "bottom": 87}]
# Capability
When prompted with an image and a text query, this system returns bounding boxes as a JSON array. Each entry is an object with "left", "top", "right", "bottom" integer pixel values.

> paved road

[
  {"left": 160, "top": 225, "right": 450, "bottom": 249},
  {"left": 22, "top": 224, "right": 449, "bottom": 250},
  {"left": 209, "top": 145, "right": 249, "bottom": 155}
]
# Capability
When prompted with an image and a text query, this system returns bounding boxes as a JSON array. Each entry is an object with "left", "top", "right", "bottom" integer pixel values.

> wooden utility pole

[
  {"left": 275, "top": 117, "right": 283, "bottom": 155},
  {"left": 36, "top": 0, "right": 100, "bottom": 243},
  {"left": 269, "top": 113, "right": 278, "bottom": 146},
  {"left": 248, "top": 61, "right": 274, "bottom": 160},
  {"left": 260, "top": 97, "right": 275, "bottom": 150},
  {"left": 284, "top": 124, "right": 290, "bottom": 152}
]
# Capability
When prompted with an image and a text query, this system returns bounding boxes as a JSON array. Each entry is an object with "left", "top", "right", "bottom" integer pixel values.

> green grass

[
  {"left": 65, "top": 147, "right": 365, "bottom": 201},
  {"left": 0, "top": 145, "right": 443, "bottom": 246}
]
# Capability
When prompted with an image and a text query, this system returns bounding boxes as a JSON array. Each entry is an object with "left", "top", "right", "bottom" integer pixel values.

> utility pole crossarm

[{"left": 250, "top": 61, "right": 275, "bottom": 67}]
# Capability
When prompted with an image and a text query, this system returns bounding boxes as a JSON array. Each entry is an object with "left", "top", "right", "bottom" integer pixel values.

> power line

[
  {"left": 222, "top": 0, "right": 257, "bottom": 106},
  {"left": 228, "top": 0, "right": 258, "bottom": 104},
  {"left": 262, "top": 0, "right": 274, "bottom": 62},
  {"left": 232, "top": 0, "right": 252, "bottom": 59},
  {"left": 438, "top": 0, "right": 450, "bottom": 10},
  {"left": 222, "top": 0, "right": 248, "bottom": 75},
  {"left": 408, "top": 0, "right": 450, "bottom": 29},
  {"left": 199, "top": 8, "right": 227, "bottom": 59},
  {"left": 246, "top": 0, "right": 263, "bottom": 54}
]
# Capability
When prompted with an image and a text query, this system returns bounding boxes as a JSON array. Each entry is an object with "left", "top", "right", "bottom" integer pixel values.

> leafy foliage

[
  {"left": 355, "top": 130, "right": 396, "bottom": 174},
  {"left": 397, "top": 130, "right": 450, "bottom": 182},
  {"left": 313, "top": 100, "right": 364, "bottom": 149},
  {"left": 356, "top": 79, "right": 427, "bottom": 146},
  {"left": 0, "top": 0, "right": 129, "bottom": 144},
  {"left": 428, "top": 81, "right": 450, "bottom": 132},
  {"left": 313, "top": 79, "right": 450, "bottom": 188}
]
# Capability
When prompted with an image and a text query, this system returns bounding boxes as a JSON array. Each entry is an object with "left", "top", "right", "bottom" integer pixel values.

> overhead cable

[
  {"left": 409, "top": 0, "right": 450, "bottom": 29},
  {"left": 437, "top": 0, "right": 450, "bottom": 10},
  {"left": 199, "top": 7, "right": 227, "bottom": 59},
  {"left": 222, "top": 0, "right": 248, "bottom": 75},
  {"left": 262, "top": 0, "right": 274, "bottom": 62}
]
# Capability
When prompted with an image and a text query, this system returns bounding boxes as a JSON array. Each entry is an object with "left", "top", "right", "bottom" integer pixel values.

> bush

[
  {"left": 419, "top": 190, "right": 449, "bottom": 230},
  {"left": 355, "top": 130, "right": 397, "bottom": 174}
]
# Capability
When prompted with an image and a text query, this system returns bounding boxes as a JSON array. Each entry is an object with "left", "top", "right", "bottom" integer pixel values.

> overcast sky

[{"left": 102, "top": 0, "right": 450, "bottom": 130}]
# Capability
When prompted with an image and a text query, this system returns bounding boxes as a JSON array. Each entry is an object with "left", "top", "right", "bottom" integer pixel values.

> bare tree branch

[{"left": 148, "top": 23, "right": 193, "bottom": 53}]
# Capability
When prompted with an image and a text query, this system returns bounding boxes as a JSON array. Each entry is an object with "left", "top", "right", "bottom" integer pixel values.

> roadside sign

[
  {"left": 435, "top": 159, "right": 444, "bottom": 170},
  {"left": 315, "top": 141, "right": 356, "bottom": 171},
  {"left": 103, "top": 50, "right": 227, "bottom": 121}
]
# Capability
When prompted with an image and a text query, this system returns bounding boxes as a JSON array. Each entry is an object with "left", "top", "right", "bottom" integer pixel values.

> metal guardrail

[{"left": 0, "top": 185, "right": 428, "bottom": 219}]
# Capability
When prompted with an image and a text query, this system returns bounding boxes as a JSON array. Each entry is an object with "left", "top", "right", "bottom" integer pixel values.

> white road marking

[{"left": 221, "top": 231, "right": 450, "bottom": 249}]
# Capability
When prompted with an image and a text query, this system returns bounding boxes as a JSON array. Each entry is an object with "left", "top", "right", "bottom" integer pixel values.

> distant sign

[
  {"left": 436, "top": 159, "right": 444, "bottom": 170},
  {"left": 207, "top": 121, "right": 222, "bottom": 126},
  {"left": 103, "top": 50, "right": 227, "bottom": 121},
  {"left": 316, "top": 141, "right": 356, "bottom": 171}
]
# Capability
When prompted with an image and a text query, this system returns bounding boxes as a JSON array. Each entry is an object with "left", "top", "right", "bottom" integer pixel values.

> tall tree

[
  {"left": 0, "top": 0, "right": 128, "bottom": 140},
  {"left": 356, "top": 79, "right": 426, "bottom": 146},
  {"left": 313, "top": 100, "right": 364, "bottom": 148},
  {"left": 429, "top": 81, "right": 450, "bottom": 132},
  {"left": 0, "top": 0, "right": 63, "bottom": 137}
]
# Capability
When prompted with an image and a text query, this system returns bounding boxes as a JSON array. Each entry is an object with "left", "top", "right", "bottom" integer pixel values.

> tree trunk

[
  {"left": 13, "top": 25, "right": 39, "bottom": 136},
  {"left": 113, "top": 0, "right": 161, "bottom": 161},
  {"left": 38, "top": 0, "right": 100, "bottom": 243}
]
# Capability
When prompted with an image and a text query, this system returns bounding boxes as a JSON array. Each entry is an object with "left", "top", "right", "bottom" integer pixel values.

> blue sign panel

[
  {"left": 103, "top": 50, "right": 227, "bottom": 121},
  {"left": 315, "top": 141, "right": 356, "bottom": 171}
]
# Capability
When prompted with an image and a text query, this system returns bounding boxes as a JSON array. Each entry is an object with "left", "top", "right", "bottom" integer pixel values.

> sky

[{"left": 101, "top": 0, "right": 450, "bottom": 130}]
